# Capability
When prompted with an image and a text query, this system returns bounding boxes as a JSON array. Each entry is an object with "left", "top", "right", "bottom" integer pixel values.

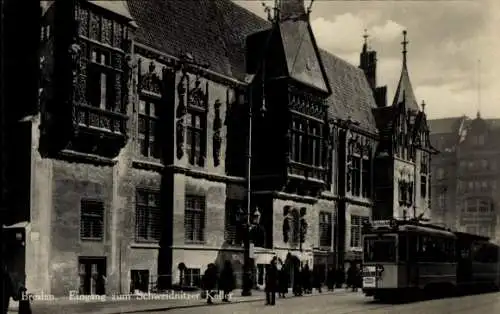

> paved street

[{"left": 135, "top": 291, "right": 500, "bottom": 314}]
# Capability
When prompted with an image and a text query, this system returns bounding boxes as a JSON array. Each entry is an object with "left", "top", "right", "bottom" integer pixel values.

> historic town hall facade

[{"left": 0, "top": 0, "right": 433, "bottom": 296}]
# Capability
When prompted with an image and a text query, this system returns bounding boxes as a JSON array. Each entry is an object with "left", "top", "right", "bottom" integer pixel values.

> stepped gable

[{"left": 127, "top": 0, "right": 378, "bottom": 132}]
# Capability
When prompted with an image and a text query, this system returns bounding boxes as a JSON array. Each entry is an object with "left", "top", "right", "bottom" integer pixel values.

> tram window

[
  {"left": 364, "top": 236, "right": 396, "bottom": 263},
  {"left": 408, "top": 234, "right": 418, "bottom": 261},
  {"left": 398, "top": 235, "right": 407, "bottom": 262}
]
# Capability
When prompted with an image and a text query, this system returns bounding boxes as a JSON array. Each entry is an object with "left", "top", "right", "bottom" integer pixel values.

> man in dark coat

[
  {"left": 1, "top": 266, "right": 14, "bottom": 314},
  {"left": 312, "top": 267, "right": 322, "bottom": 293},
  {"left": 218, "top": 261, "right": 235, "bottom": 302},
  {"left": 202, "top": 264, "right": 218, "bottom": 304},
  {"left": 278, "top": 263, "right": 288, "bottom": 298},
  {"left": 265, "top": 256, "right": 278, "bottom": 305},
  {"left": 301, "top": 264, "right": 311, "bottom": 294}
]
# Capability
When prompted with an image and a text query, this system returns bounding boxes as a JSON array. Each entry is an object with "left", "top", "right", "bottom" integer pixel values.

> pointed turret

[{"left": 392, "top": 30, "right": 419, "bottom": 111}]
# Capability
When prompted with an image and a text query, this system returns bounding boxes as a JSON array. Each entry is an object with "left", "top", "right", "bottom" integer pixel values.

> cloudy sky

[{"left": 234, "top": 0, "right": 499, "bottom": 120}]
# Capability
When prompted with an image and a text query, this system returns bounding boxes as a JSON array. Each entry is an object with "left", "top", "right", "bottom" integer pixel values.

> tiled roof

[
  {"left": 88, "top": 1, "right": 134, "bottom": 21},
  {"left": 279, "top": 20, "right": 330, "bottom": 93},
  {"left": 319, "top": 50, "right": 378, "bottom": 132},
  {"left": 127, "top": 0, "right": 378, "bottom": 132},
  {"left": 428, "top": 117, "right": 467, "bottom": 135}
]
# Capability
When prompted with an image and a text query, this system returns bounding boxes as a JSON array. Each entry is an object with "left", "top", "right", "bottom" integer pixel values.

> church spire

[
  {"left": 402, "top": 30, "right": 408, "bottom": 65},
  {"left": 391, "top": 30, "right": 419, "bottom": 111},
  {"left": 363, "top": 28, "right": 369, "bottom": 53}
]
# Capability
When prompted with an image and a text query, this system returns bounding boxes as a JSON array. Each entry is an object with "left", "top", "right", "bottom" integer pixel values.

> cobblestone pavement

[{"left": 135, "top": 291, "right": 500, "bottom": 314}]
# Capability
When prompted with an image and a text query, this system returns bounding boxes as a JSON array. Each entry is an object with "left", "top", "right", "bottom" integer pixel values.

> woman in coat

[{"left": 218, "top": 261, "right": 235, "bottom": 302}]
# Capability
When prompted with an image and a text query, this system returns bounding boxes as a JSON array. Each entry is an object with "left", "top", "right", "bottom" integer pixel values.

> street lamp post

[{"left": 241, "top": 75, "right": 265, "bottom": 297}]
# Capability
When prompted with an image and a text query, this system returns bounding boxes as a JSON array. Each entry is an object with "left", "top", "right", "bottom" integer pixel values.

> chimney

[
  {"left": 359, "top": 35, "right": 377, "bottom": 91},
  {"left": 360, "top": 50, "right": 377, "bottom": 90}
]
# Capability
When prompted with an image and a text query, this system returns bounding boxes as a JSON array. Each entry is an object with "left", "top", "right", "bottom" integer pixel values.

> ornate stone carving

[
  {"left": 113, "top": 23, "right": 123, "bottom": 48},
  {"left": 188, "top": 78, "right": 207, "bottom": 109},
  {"left": 69, "top": 37, "right": 81, "bottom": 127},
  {"left": 213, "top": 99, "right": 222, "bottom": 167},
  {"left": 89, "top": 11, "right": 100, "bottom": 40},
  {"left": 139, "top": 61, "right": 162, "bottom": 94},
  {"left": 102, "top": 17, "right": 113, "bottom": 46},
  {"left": 78, "top": 7, "right": 89, "bottom": 37},
  {"left": 282, "top": 206, "right": 292, "bottom": 243},
  {"left": 176, "top": 74, "right": 188, "bottom": 159}
]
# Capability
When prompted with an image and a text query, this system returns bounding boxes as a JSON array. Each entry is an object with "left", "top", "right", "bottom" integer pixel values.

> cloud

[
  {"left": 311, "top": 13, "right": 405, "bottom": 55},
  {"left": 415, "top": 85, "right": 477, "bottom": 119},
  {"left": 371, "top": 20, "right": 405, "bottom": 42},
  {"left": 311, "top": 14, "right": 366, "bottom": 54}
]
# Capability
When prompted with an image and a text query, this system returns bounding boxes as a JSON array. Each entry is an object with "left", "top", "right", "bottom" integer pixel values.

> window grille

[
  {"left": 185, "top": 195, "right": 206, "bottom": 243},
  {"left": 80, "top": 200, "right": 105, "bottom": 240},
  {"left": 135, "top": 190, "right": 162, "bottom": 242}
]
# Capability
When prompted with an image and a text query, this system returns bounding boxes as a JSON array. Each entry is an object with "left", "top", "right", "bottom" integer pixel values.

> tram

[{"left": 361, "top": 219, "right": 500, "bottom": 301}]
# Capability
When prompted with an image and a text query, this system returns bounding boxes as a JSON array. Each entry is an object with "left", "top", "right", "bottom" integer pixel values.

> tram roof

[
  {"left": 454, "top": 231, "right": 490, "bottom": 242},
  {"left": 365, "top": 219, "right": 456, "bottom": 237}
]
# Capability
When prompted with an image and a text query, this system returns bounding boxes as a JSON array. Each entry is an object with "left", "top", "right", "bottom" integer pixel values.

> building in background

[
  {"left": 1, "top": 0, "right": 434, "bottom": 296},
  {"left": 429, "top": 113, "right": 500, "bottom": 243}
]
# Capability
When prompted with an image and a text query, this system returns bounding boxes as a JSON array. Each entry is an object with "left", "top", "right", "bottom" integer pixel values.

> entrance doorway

[{"left": 78, "top": 257, "right": 106, "bottom": 295}]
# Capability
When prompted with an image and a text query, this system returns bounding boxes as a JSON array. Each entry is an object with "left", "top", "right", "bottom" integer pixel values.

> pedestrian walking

[
  {"left": 17, "top": 286, "right": 31, "bottom": 314},
  {"left": 326, "top": 266, "right": 335, "bottom": 291},
  {"left": 312, "top": 267, "right": 322, "bottom": 293},
  {"left": 278, "top": 259, "right": 288, "bottom": 298},
  {"left": 301, "top": 263, "right": 311, "bottom": 294},
  {"left": 347, "top": 262, "right": 358, "bottom": 292},
  {"left": 265, "top": 256, "right": 278, "bottom": 305},
  {"left": 218, "top": 261, "right": 235, "bottom": 302},
  {"left": 335, "top": 267, "right": 345, "bottom": 289},
  {"left": 202, "top": 263, "right": 218, "bottom": 304},
  {"left": 293, "top": 264, "right": 303, "bottom": 296}
]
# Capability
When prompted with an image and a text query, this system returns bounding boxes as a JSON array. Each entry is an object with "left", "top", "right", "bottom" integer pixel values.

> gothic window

[
  {"left": 398, "top": 181, "right": 407, "bottom": 205},
  {"left": 184, "top": 195, "right": 206, "bottom": 243},
  {"left": 80, "top": 200, "right": 105, "bottom": 241},
  {"left": 135, "top": 190, "right": 161, "bottom": 242},
  {"left": 138, "top": 98, "right": 160, "bottom": 158},
  {"left": 438, "top": 192, "right": 446, "bottom": 209},
  {"left": 361, "top": 157, "right": 371, "bottom": 198},
  {"left": 348, "top": 142, "right": 361, "bottom": 196},
  {"left": 408, "top": 182, "right": 414, "bottom": 206},
  {"left": 310, "top": 123, "right": 322, "bottom": 167},
  {"left": 290, "top": 116, "right": 322, "bottom": 166},
  {"left": 186, "top": 110, "right": 206, "bottom": 166},
  {"left": 350, "top": 215, "right": 369, "bottom": 248},
  {"left": 87, "top": 49, "right": 115, "bottom": 111},
  {"left": 319, "top": 211, "right": 332, "bottom": 248},
  {"left": 420, "top": 153, "right": 429, "bottom": 199}
]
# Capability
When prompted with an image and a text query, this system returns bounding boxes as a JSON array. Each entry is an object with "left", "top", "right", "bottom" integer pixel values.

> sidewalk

[{"left": 8, "top": 288, "right": 352, "bottom": 314}]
